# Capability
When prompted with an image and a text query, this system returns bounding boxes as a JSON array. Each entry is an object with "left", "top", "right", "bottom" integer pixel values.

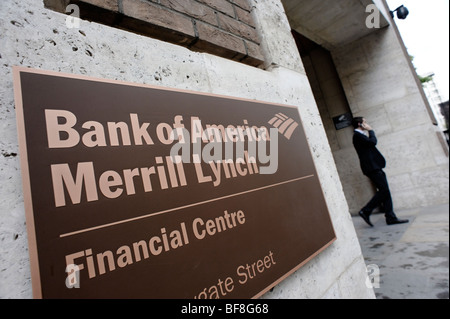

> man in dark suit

[{"left": 352, "top": 117, "right": 408, "bottom": 227}]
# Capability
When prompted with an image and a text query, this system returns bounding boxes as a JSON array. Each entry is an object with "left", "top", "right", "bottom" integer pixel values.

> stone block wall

[
  {"left": 332, "top": 2, "right": 450, "bottom": 213},
  {"left": 43, "top": 0, "right": 264, "bottom": 66}
]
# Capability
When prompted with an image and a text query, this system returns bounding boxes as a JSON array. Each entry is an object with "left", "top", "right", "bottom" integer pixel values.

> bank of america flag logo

[{"left": 268, "top": 113, "right": 299, "bottom": 140}]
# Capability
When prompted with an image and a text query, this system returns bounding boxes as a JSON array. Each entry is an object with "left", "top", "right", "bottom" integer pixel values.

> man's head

[{"left": 352, "top": 117, "right": 365, "bottom": 129}]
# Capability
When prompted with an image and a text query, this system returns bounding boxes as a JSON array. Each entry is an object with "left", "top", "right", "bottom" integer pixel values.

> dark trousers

[{"left": 362, "top": 169, "right": 397, "bottom": 220}]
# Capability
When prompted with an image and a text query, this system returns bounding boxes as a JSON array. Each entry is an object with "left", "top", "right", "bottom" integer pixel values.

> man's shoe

[
  {"left": 386, "top": 218, "right": 409, "bottom": 225},
  {"left": 359, "top": 211, "right": 373, "bottom": 227}
]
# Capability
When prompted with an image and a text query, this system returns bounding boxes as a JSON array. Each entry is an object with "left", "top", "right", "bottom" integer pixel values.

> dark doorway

[{"left": 292, "top": 30, "right": 353, "bottom": 142}]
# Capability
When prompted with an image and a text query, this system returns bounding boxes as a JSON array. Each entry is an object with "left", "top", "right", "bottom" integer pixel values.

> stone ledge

[{"left": 43, "top": 0, "right": 265, "bottom": 68}]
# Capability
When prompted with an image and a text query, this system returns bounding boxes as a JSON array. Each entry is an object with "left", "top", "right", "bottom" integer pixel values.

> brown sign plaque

[{"left": 13, "top": 67, "right": 336, "bottom": 299}]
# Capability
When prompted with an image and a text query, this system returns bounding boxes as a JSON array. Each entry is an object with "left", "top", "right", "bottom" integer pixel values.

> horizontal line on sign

[{"left": 59, "top": 175, "right": 315, "bottom": 238}]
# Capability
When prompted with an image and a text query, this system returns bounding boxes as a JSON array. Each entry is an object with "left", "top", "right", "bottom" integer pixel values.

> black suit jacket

[{"left": 353, "top": 130, "right": 386, "bottom": 175}]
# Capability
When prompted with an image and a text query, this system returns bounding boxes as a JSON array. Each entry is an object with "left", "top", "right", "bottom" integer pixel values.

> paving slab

[{"left": 353, "top": 204, "right": 449, "bottom": 299}]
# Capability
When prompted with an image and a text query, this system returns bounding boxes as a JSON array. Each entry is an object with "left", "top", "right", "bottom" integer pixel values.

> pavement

[{"left": 352, "top": 203, "right": 449, "bottom": 299}]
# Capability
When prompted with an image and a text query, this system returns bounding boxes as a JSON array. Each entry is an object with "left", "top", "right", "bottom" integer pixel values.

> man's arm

[
  {"left": 355, "top": 130, "right": 377, "bottom": 147},
  {"left": 366, "top": 130, "right": 378, "bottom": 145},
  {"left": 360, "top": 121, "right": 378, "bottom": 146}
]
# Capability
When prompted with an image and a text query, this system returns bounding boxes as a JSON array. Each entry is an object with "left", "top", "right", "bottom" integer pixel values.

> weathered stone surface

[
  {"left": 160, "top": 0, "right": 218, "bottom": 26},
  {"left": 0, "top": 0, "right": 376, "bottom": 300},
  {"left": 193, "top": 21, "right": 247, "bottom": 60},
  {"left": 122, "top": 0, "right": 196, "bottom": 45}
]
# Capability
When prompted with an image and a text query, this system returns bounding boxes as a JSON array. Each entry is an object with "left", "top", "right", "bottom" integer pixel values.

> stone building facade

[{"left": 0, "top": 0, "right": 448, "bottom": 299}]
